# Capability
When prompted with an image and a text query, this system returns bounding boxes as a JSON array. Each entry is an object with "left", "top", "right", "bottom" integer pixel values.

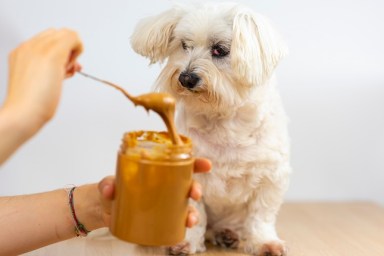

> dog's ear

[
  {"left": 131, "top": 7, "right": 185, "bottom": 64},
  {"left": 231, "top": 8, "right": 288, "bottom": 86}
]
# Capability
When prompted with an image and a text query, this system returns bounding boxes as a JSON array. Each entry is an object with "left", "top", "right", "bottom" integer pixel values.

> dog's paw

[
  {"left": 167, "top": 241, "right": 191, "bottom": 255},
  {"left": 258, "top": 241, "right": 287, "bottom": 256},
  {"left": 214, "top": 229, "right": 240, "bottom": 249},
  {"left": 245, "top": 240, "right": 287, "bottom": 256}
]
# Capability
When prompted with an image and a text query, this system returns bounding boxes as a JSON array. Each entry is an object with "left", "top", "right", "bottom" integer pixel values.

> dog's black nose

[{"left": 178, "top": 72, "right": 200, "bottom": 89}]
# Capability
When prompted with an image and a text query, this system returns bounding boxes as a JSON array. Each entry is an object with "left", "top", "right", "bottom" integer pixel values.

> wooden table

[
  {"left": 25, "top": 202, "right": 384, "bottom": 256},
  {"left": 200, "top": 202, "right": 384, "bottom": 256}
]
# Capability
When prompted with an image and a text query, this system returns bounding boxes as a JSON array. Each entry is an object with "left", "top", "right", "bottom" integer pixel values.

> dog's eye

[
  {"left": 181, "top": 40, "right": 188, "bottom": 50},
  {"left": 211, "top": 45, "right": 229, "bottom": 58}
]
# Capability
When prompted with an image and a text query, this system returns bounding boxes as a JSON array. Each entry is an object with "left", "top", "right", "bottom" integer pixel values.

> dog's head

[{"left": 131, "top": 2, "right": 287, "bottom": 112}]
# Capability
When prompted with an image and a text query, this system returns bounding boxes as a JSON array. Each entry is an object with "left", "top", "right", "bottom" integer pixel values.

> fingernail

[
  {"left": 190, "top": 214, "right": 198, "bottom": 225},
  {"left": 102, "top": 184, "right": 110, "bottom": 193},
  {"left": 195, "top": 184, "right": 202, "bottom": 198}
]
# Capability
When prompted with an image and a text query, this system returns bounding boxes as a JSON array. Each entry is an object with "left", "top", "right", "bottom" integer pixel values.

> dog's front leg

[
  {"left": 242, "top": 177, "right": 288, "bottom": 256},
  {"left": 168, "top": 200, "right": 207, "bottom": 255}
]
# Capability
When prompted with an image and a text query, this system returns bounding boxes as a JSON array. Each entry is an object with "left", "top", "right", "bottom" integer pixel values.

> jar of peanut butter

[{"left": 110, "top": 131, "right": 194, "bottom": 246}]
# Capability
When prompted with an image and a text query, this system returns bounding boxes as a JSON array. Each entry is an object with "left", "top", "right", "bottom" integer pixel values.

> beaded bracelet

[{"left": 68, "top": 186, "right": 90, "bottom": 237}]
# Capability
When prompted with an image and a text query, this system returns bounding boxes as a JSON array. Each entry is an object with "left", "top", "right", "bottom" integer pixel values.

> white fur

[{"left": 131, "top": 2, "right": 291, "bottom": 255}]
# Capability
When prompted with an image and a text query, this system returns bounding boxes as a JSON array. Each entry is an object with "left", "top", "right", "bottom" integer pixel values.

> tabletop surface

[
  {"left": 24, "top": 202, "right": 384, "bottom": 256},
  {"left": 201, "top": 202, "right": 384, "bottom": 256}
]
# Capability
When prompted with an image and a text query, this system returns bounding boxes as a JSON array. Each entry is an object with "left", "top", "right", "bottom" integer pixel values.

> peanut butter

[{"left": 132, "top": 93, "right": 182, "bottom": 145}]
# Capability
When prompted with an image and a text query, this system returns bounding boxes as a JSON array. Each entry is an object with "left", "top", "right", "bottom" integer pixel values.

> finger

[
  {"left": 98, "top": 176, "right": 115, "bottom": 200},
  {"left": 193, "top": 158, "right": 211, "bottom": 173},
  {"left": 65, "top": 62, "right": 82, "bottom": 78},
  {"left": 186, "top": 206, "right": 199, "bottom": 228},
  {"left": 65, "top": 65, "right": 76, "bottom": 78},
  {"left": 98, "top": 176, "right": 115, "bottom": 215},
  {"left": 29, "top": 29, "right": 84, "bottom": 72},
  {"left": 74, "top": 63, "right": 82, "bottom": 72},
  {"left": 50, "top": 29, "right": 83, "bottom": 68},
  {"left": 27, "top": 28, "right": 57, "bottom": 43},
  {"left": 57, "top": 28, "right": 83, "bottom": 53},
  {"left": 189, "top": 180, "right": 202, "bottom": 201},
  {"left": 9, "top": 29, "right": 57, "bottom": 60},
  {"left": 63, "top": 32, "right": 83, "bottom": 69}
]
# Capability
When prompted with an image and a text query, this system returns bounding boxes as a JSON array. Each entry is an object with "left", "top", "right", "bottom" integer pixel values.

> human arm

[
  {"left": 0, "top": 184, "right": 100, "bottom": 256},
  {"left": 0, "top": 29, "right": 83, "bottom": 165}
]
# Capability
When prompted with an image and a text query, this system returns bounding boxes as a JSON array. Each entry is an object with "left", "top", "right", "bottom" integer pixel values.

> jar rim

[
  {"left": 121, "top": 130, "right": 192, "bottom": 149},
  {"left": 120, "top": 130, "right": 193, "bottom": 161}
]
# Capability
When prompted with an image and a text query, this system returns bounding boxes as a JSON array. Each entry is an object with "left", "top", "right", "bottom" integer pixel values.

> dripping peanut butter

[
  {"left": 77, "top": 71, "right": 182, "bottom": 144},
  {"left": 131, "top": 92, "right": 182, "bottom": 145}
]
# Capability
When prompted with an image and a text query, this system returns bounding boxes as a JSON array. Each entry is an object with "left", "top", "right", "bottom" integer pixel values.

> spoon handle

[{"left": 77, "top": 71, "right": 134, "bottom": 101}]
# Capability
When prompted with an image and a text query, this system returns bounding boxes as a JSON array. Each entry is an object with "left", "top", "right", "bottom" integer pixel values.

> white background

[{"left": 1, "top": 0, "right": 384, "bottom": 204}]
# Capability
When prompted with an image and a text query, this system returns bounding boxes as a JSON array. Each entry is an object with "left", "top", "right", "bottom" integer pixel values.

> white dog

[{"left": 131, "top": 2, "right": 291, "bottom": 256}]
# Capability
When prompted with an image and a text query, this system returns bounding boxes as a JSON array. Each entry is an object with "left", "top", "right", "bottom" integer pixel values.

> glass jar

[{"left": 110, "top": 131, "right": 194, "bottom": 246}]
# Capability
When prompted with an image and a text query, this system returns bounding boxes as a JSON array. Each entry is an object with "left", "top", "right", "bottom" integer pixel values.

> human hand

[
  {"left": 4, "top": 28, "right": 83, "bottom": 135},
  {"left": 98, "top": 158, "right": 211, "bottom": 228}
]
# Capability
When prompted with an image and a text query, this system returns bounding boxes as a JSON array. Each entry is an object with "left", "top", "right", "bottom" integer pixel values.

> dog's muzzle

[{"left": 178, "top": 71, "right": 200, "bottom": 89}]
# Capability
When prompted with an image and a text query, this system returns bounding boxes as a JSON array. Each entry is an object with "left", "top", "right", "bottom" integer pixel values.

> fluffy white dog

[{"left": 131, "top": 2, "right": 291, "bottom": 256}]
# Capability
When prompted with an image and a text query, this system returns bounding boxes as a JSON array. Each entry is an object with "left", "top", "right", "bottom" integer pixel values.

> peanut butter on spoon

[{"left": 77, "top": 71, "right": 182, "bottom": 145}]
